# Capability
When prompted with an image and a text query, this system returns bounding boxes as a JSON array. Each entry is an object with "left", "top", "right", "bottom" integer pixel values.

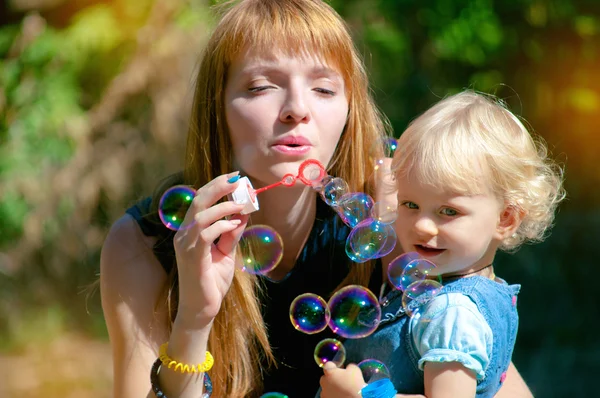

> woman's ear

[{"left": 495, "top": 205, "right": 526, "bottom": 240}]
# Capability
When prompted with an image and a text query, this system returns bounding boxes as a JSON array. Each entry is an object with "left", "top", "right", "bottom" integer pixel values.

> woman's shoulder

[
  {"left": 100, "top": 214, "right": 166, "bottom": 300},
  {"left": 100, "top": 214, "right": 170, "bottom": 394},
  {"left": 106, "top": 212, "right": 157, "bottom": 253}
]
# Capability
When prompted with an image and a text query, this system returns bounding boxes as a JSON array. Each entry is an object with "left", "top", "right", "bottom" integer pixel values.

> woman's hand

[
  {"left": 320, "top": 362, "right": 366, "bottom": 398},
  {"left": 173, "top": 172, "right": 248, "bottom": 327}
]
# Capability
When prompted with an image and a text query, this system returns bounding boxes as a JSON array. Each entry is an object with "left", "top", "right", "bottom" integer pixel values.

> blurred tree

[{"left": 0, "top": 0, "right": 213, "bottom": 343}]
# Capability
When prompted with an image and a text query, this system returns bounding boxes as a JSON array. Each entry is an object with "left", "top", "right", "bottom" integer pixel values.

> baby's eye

[
  {"left": 440, "top": 207, "right": 459, "bottom": 216},
  {"left": 401, "top": 201, "right": 419, "bottom": 210}
]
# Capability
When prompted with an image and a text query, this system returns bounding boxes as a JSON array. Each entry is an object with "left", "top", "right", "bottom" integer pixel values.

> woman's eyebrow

[
  {"left": 238, "top": 65, "right": 278, "bottom": 77},
  {"left": 238, "top": 64, "right": 342, "bottom": 80},
  {"left": 309, "top": 65, "right": 342, "bottom": 78}
]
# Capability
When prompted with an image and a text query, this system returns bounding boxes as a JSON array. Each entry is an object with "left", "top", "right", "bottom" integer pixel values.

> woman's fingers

[
  {"left": 193, "top": 172, "right": 242, "bottom": 209},
  {"left": 215, "top": 213, "right": 249, "bottom": 256},
  {"left": 177, "top": 173, "right": 242, "bottom": 232},
  {"left": 175, "top": 200, "right": 245, "bottom": 256},
  {"left": 198, "top": 217, "right": 243, "bottom": 249}
]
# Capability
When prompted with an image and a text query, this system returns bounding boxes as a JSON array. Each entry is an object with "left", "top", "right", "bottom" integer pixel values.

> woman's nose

[
  {"left": 279, "top": 88, "right": 310, "bottom": 123},
  {"left": 414, "top": 216, "right": 438, "bottom": 238}
]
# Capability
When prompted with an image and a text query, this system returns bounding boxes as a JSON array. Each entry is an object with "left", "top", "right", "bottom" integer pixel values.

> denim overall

[{"left": 318, "top": 276, "right": 520, "bottom": 398}]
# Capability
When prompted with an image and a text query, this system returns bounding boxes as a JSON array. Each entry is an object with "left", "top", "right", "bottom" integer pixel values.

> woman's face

[{"left": 225, "top": 50, "right": 349, "bottom": 186}]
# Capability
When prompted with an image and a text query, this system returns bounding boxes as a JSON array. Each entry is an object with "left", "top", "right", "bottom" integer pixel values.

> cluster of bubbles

[
  {"left": 157, "top": 185, "right": 287, "bottom": 275},
  {"left": 313, "top": 170, "right": 398, "bottom": 264},
  {"left": 157, "top": 139, "right": 445, "bottom": 391},
  {"left": 289, "top": 288, "right": 383, "bottom": 339},
  {"left": 386, "top": 251, "right": 447, "bottom": 321},
  {"left": 156, "top": 147, "right": 400, "bottom": 275},
  {"left": 289, "top": 285, "right": 382, "bottom": 367},
  {"left": 300, "top": 250, "right": 447, "bottom": 378}
]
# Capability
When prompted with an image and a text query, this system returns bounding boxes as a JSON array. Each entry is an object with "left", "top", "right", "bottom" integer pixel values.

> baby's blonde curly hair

[{"left": 391, "top": 90, "right": 565, "bottom": 251}]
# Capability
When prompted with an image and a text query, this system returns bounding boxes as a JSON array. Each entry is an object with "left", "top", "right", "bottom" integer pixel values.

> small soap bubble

[
  {"left": 345, "top": 238, "right": 371, "bottom": 263},
  {"left": 321, "top": 177, "right": 349, "bottom": 206},
  {"left": 158, "top": 185, "right": 196, "bottom": 231},
  {"left": 387, "top": 252, "right": 422, "bottom": 291},
  {"left": 384, "top": 137, "right": 398, "bottom": 157},
  {"left": 289, "top": 293, "right": 330, "bottom": 335},
  {"left": 314, "top": 338, "right": 346, "bottom": 368},
  {"left": 358, "top": 359, "right": 391, "bottom": 383},
  {"left": 399, "top": 258, "right": 439, "bottom": 291},
  {"left": 401, "top": 279, "right": 443, "bottom": 318},
  {"left": 370, "top": 201, "right": 397, "bottom": 224},
  {"left": 328, "top": 285, "right": 381, "bottom": 339},
  {"left": 373, "top": 223, "right": 397, "bottom": 258},
  {"left": 345, "top": 219, "right": 395, "bottom": 263},
  {"left": 238, "top": 225, "right": 283, "bottom": 274},
  {"left": 260, "top": 393, "right": 289, "bottom": 398},
  {"left": 336, "top": 192, "right": 375, "bottom": 228},
  {"left": 311, "top": 175, "right": 333, "bottom": 192}
]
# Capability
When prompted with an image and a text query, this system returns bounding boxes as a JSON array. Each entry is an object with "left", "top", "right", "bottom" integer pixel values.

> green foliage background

[{"left": 1, "top": 0, "right": 598, "bottom": 396}]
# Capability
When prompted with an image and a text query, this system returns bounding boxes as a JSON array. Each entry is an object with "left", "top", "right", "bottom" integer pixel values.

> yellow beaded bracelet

[{"left": 158, "top": 342, "right": 214, "bottom": 374}]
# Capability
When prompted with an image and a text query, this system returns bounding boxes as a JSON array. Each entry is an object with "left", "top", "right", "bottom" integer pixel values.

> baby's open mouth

[{"left": 414, "top": 245, "right": 445, "bottom": 256}]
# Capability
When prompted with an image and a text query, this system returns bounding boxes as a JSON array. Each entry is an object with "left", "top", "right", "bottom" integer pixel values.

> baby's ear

[{"left": 496, "top": 205, "right": 525, "bottom": 240}]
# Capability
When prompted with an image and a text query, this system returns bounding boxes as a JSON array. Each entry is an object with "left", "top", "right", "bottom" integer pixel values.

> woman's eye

[
  {"left": 401, "top": 201, "right": 419, "bottom": 209},
  {"left": 248, "top": 86, "right": 272, "bottom": 93},
  {"left": 314, "top": 88, "right": 335, "bottom": 96},
  {"left": 440, "top": 207, "right": 458, "bottom": 216}
]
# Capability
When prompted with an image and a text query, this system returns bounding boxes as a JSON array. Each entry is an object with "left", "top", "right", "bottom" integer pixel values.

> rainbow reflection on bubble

[
  {"left": 311, "top": 175, "right": 333, "bottom": 193},
  {"left": 238, "top": 225, "right": 283, "bottom": 275},
  {"left": 402, "top": 279, "right": 443, "bottom": 317},
  {"left": 320, "top": 177, "right": 349, "bottom": 206},
  {"left": 385, "top": 137, "right": 398, "bottom": 157},
  {"left": 289, "top": 293, "right": 330, "bottom": 335},
  {"left": 327, "top": 285, "right": 381, "bottom": 339},
  {"left": 260, "top": 393, "right": 289, "bottom": 398},
  {"left": 158, "top": 185, "right": 196, "bottom": 231},
  {"left": 370, "top": 201, "right": 397, "bottom": 225},
  {"left": 387, "top": 252, "right": 421, "bottom": 290},
  {"left": 345, "top": 219, "right": 396, "bottom": 263},
  {"left": 358, "top": 359, "right": 391, "bottom": 383},
  {"left": 336, "top": 192, "right": 375, "bottom": 228},
  {"left": 399, "top": 258, "right": 440, "bottom": 291},
  {"left": 314, "top": 338, "right": 346, "bottom": 368}
]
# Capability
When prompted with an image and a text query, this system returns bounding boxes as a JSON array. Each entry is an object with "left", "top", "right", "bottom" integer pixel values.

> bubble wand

[
  {"left": 229, "top": 159, "right": 327, "bottom": 214},
  {"left": 159, "top": 159, "right": 327, "bottom": 230}
]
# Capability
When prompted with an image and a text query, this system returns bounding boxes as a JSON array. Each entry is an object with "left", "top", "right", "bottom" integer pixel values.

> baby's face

[{"left": 394, "top": 174, "right": 505, "bottom": 275}]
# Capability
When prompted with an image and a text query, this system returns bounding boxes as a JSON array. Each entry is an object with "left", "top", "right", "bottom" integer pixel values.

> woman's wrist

[
  {"left": 167, "top": 316, "right": 213, "bottom": 364},
  {"left": 175, "top": 306, "right": 216, "bottom": 328}
]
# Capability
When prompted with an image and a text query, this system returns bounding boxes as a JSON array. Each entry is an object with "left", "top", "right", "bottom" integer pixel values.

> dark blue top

[{"left": 126, "top": 195, "right": 382, "bottom": 397}]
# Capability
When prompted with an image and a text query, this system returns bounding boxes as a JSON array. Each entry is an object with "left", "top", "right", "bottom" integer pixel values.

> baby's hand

[{"left": 319, "top": 362, "right": 366, "bottom": 398}]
